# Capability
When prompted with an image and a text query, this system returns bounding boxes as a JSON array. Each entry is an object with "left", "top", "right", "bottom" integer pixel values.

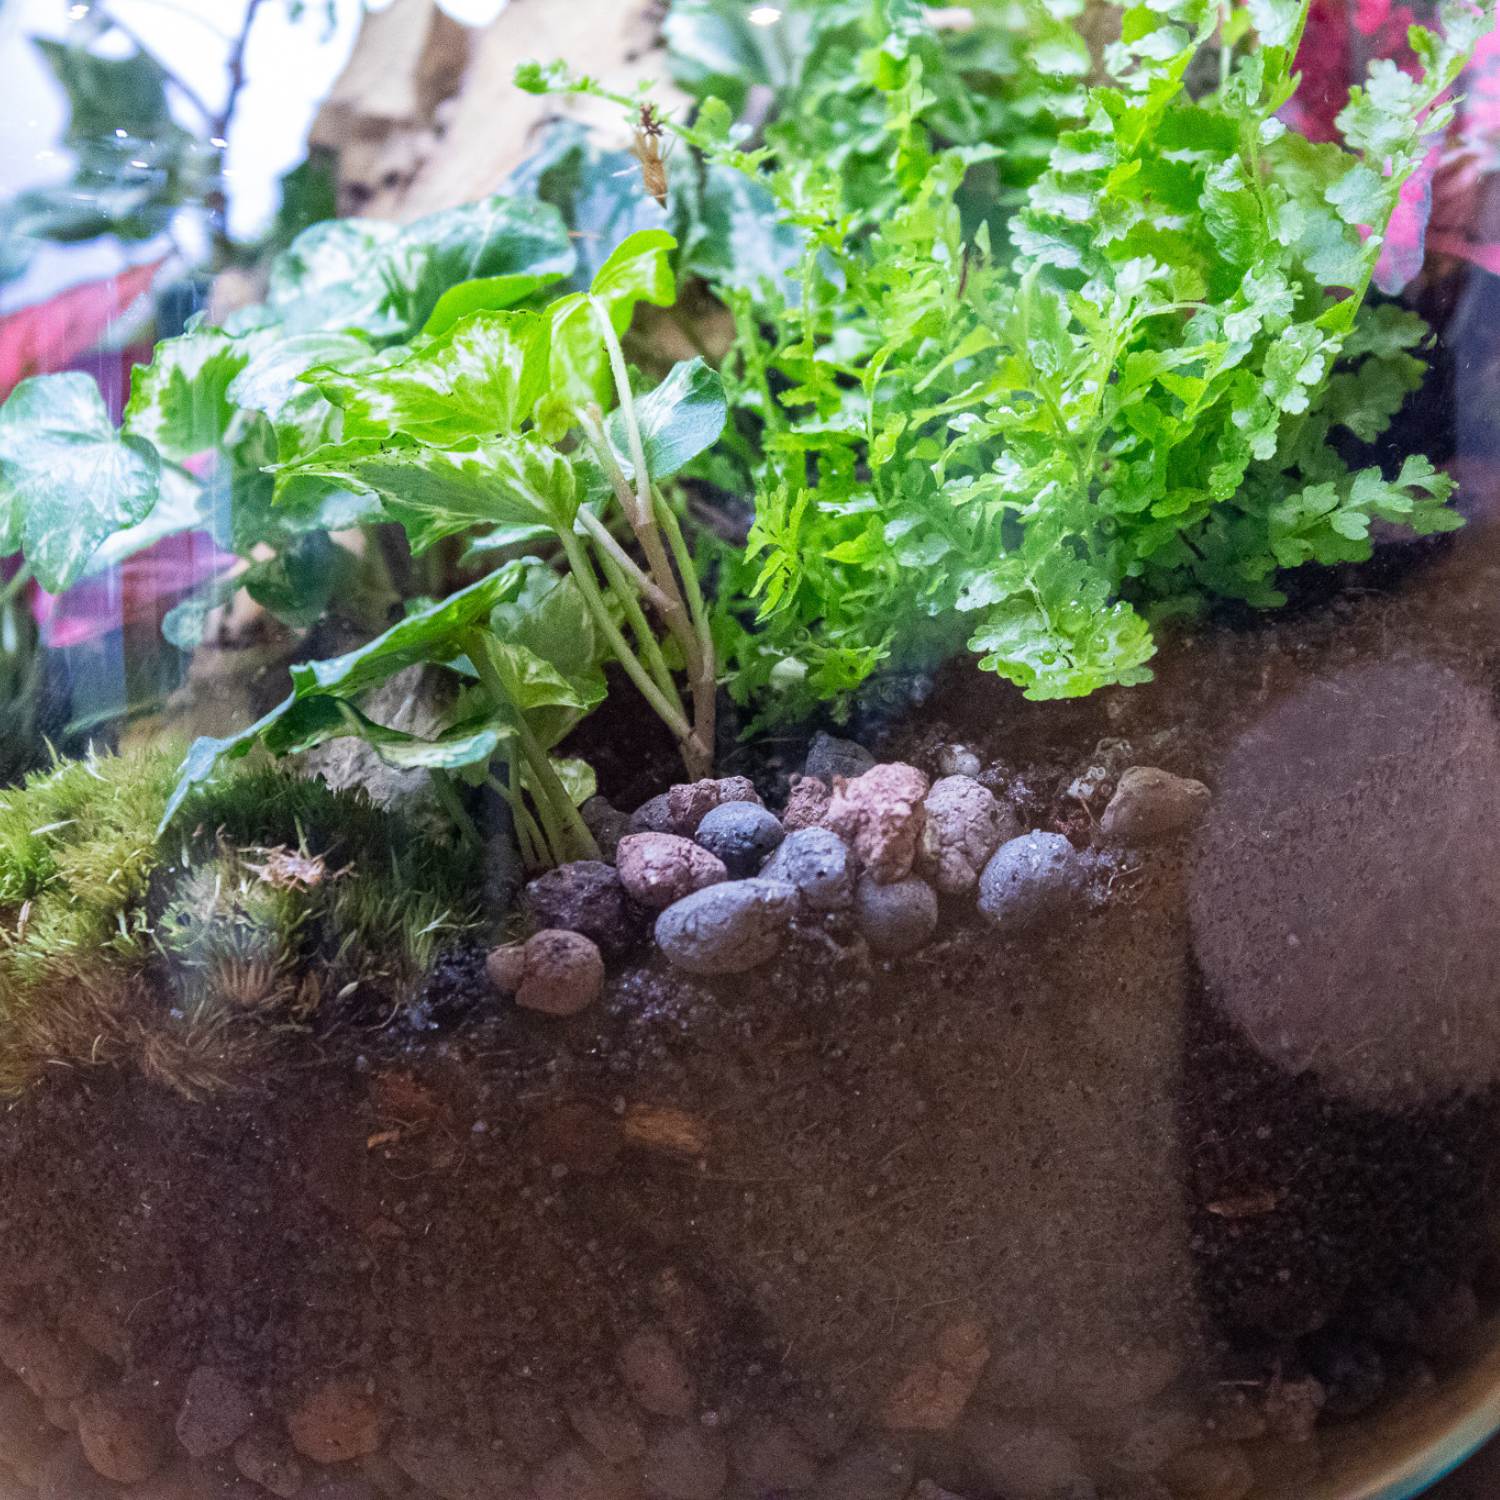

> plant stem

[
  {"left": 489, "top": 772, "right": 552, "bottom": 870},
  {"left": 555, "top": 529, "right": 696, "bottom": 749},
  {"left": 575, "top": 505, "right": 672, "bottom": 613},
  {"left": 583, "top": 306, "right": 713, "bottom": 776},
  {"left": 430, "top": 770, "right": 483, "bottom": 849},
  {"left": 0, "top": 562, "right": 34, "bottom": 611},
  {"left": 653, "top": 487, "right": 716, "bottom": 759},
  {"left": 590, "top": 535, "right": 680, "bottom": 702},
  {"left": 464, "top": 630, "right": 599, "bottom": 863}
]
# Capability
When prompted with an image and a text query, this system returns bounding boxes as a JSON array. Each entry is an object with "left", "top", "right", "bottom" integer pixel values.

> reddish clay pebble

[
  {"left": 285, "top": 1379, "right": 385, "bottom": 1465},
  {"left": 616, "top": 833, "right": 728, "bottom": 909},
  {"left": 516, "top": 928, "right": 605, "bottom": 1016},
  {"left": 232, "top": 1425, "right": 303, "bottom": 1498},
  {"left": 731, "top": 1420, "right": 817, "bottom": 1492},
  {"left": 824, "top": 763, "right": 930, "bottom": 884},
  {"left": 643, "top": 1423, "right": 727, "bottom": 1499},
  {"left": 534, "top": 1444, "right": 635, "bottom": 1500},
  {"left": 74, "top": 1392, "right": 166, "bottom": 1483},
  {"left": 36, "top": 1436, "right": 115, "bottom": 1500},
  {"left": 0, "top": 1379, "right": 61, "bottom": 1484},
  {"left": 665, "top": 776, "right": 762, "bottom": 836},
  {"left": 176, "top": 1367, "right": 256, "bottom": 1459},
  {"left": 484, "top": 943, "right": 526, "bottom": 995},
  {"left": 568, "top": 1403, "right": 647, "bottom": 1466},
  {"left": 0, "top": 1321, "right": 101, "bottom": 1401},
  {"left": 780, "top": 774, "right": 832, "bottom": 832},
  {"left": 389, "top": 1422, "right": 522, "bottom": 1498},
  {"left": 617, "top": 1330, "right": 695, "bottom": 1419},
  {"left": 1100, "top": 765, "right": 1211, "bottom": 844},
  {"left": 918, "top": 775, "right": 1018, "bottom": 894}
]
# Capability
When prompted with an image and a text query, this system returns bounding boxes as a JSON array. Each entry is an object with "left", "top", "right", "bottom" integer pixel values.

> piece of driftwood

[{"left": 318, "top": 0, "right": 678, "bottom": 222}]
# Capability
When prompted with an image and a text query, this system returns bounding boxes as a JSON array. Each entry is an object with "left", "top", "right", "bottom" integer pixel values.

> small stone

[
  {"left": 0, "top": 1379, "right": 61, "bottom": 1484},
  {"left": 485, "top": 944, "right": 526, "bottom": 996},
  {"left": 962, "top": 1417, "right": 1088, "bottom": 1500},
  {"left": 516, "top": 929, "right": 605, "bottom": 1016},
  {"left": 654, "top": 879, "right": 798, "bottom": 976},
  {"left": 666, "top": 777, "right": 762, "bottom": 836},
  {"left": 1305, "top": 1336, "right": 1384, "bottom": 1419},
  {"left": 918, "top": 776, "right": 1018, "bottom": 895},
  {"left": 524, "top": 861, "right": 638, "bottom": 957},
  {"left": 389, "top": 1423, "right": 521, "bottom": 1499},
  {"left": 1158, "top": 1443, "right": 1253, "bottom": 1500},
  {"left": 534, "top": 1445, "right": 635, "bottom": 1500},
  {"left": 36, "top": 1436, "right": 115, "bottom": 1500},
  {"left": 581, "top": 796, "right": 631, "bottom": 860},
  {"left": 820, "top": 1441, "right": 914, "bottom": 1500},
  {"left": 977, "top": 832, "right": 1089, "bottom": 933},
  {"left": 568, "top": 1404, "right": 646, "bottom": 1465},
  {"left": 40, "top": 1400, "right": 75, "bottom": 1433},
  {"left": 629, "top": 792, "right": 675, "bottom": 836},
  {"left": 1261, "top": 1374, "right": 1323, "bottom": 1444},
  {"left": 855, "top": 874, "right": 938, "bottom": 957},
  {"left": 881, "top": 1321, "right": 990, "bottom": 1432},
  {"left": 643, "top": 1423, "right": 727, "bottom": 1499},
  {"left": 0, "top": 1322, "right": 101, "bottom": 1401},
  {"left": 781, "top": 775, "right": 833, "bottom": 832},
  {"left": 232, "top": 1426, "right": 303, "bottom": 1497},
  {"left": 761, "top": 828, "right": 855, "bottom": 910},
  {"left": 286, "top": 1379, "right": 385, "bottom": 1465},
  {"left": 1099, "top": 767, "right": 1211, "bottom": 845},
  {"left": 805, "top": 732, "right": 876, "bottom": 784},
  {"left": 177, "top": 1369, "right": 257, "bottom": 1462},
  {"left": 935, "top": 744, "right": 982, "bottom": 779},
  {"left": 693, "top": 802, "right": 786, "bottom": 878},
  {"left": 731, "top": 1420, "right": 817, "bottom": 1492},
  {"left": 616, "top": 834, "right": 728, "bottom": 909},
  {"left": 1106, "top": 1407, "right": 1201, "bottom": 1476},
  {"left": 617, "top": 1330, "right": 695, "bottom": 1419},
  {"left": 824, "top": 763, "right": 930, "bottom": 884},
  {"left": 75, "top": 1392, "right": 166, "bottom": 1483}
]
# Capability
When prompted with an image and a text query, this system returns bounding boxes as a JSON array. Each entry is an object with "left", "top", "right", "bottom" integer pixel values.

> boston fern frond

[{"left": 532, "top": 0, "right": 1489, "bottom": 722}]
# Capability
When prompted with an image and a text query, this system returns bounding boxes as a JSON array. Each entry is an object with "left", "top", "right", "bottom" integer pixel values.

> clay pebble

[
  {"left": 655, "top": 880, "right": 799, "bottom": 976},
  {"left": 761, "top": 827, "right": 855, "bottom": 910},
  {"left": 855, "top": 873, "right": 938, "bottom": 957},
  {"left": 616, "top": 833, "right": 728, "bottom": 909},
  {"left": 977, "top": 832, "right": 1089, "bottom": 933},
  {"left": 693, "top": 800, "right": 786, "bottom": 878}
]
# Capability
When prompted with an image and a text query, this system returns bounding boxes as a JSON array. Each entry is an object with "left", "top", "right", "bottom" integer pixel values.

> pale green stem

[
  {"left": 591, "top": 533, "right": 679, "bottom": 702},
  {"left": 464, "top": 630, "right": 599, "bottom": 863},
  {"left": 575, "top": 506, "right": 672, "bottom": 613},
  {"left": 589, "top": 295, "right": 652, "bottom": 525},
  {"left": 0, "top": 562, "right": 34, "bottom": 611},
  {"left": 488, "top": 771, "right": 548, "bottom": 870},
  {"left": 555, "top": 528, "right": 698, "bottom": 752},
  {"left": 429, "top": 769, "right": 483, "bottom": 849}
]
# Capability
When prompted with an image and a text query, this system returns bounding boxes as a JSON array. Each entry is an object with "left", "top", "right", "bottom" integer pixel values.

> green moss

[{"left": 0, "top": 747, "right": 485, "bottom": 1096}]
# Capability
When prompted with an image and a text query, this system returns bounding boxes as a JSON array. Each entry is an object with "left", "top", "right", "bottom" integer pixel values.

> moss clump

[{"left": 0, "top": 747, "right": 484, "bottom": 1097}]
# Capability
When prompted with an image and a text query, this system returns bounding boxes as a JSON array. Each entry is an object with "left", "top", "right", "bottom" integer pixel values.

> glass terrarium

[{"left": 2, "top": 3, "right": 1500, "bottom": 1500}]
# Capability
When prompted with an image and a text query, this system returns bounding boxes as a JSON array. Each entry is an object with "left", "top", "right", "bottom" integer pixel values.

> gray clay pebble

[
  {"left": 854, "top": 873, "right": 938, "bottom": 957},
  {"left": 761, "top": 828, "right": 855, "bottom": 910},
  {"left": 654, "top": 879, "right": 799, "bottom": 975},
  {"left": 694, "top": 801, "right": 786, "bottom": 878},
  {"left": 805, "top": 731, "right": 877, "bottom": 785},
  {"left": 977, "top": 832, "right": 1089, "bottom": 933}
]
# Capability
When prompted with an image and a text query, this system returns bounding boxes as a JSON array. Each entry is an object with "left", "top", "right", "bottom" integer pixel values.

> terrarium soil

[{"left": 4, "top": 506, "right": 1500, "bottom": 1498}]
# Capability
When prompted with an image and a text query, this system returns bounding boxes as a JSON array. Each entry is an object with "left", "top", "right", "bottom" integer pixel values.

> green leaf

[
  {"left": 299, "top": 437, "right": 580, "bottom": 554},
  {"left": 124, "top": 329, "right": 266, "bottom": 460},
  {"left": 0, "top": 372, "right": 161, "bottom": 592},
  {"left": 548, "top": 230, "right": 680, "bottom": 412},
  {"left": 606, "top": 358, "right": 728, "bottom": 481},
  {"left": 422, "top": 272, "right": 566, "bottom": 336},
  {"left": 377, "top": 195, "right": 577, "bottom": 339},
  {"left": 310, "top": 310, "right": 550, "bottom": 445},
  {"left": 33, "top": 38, "right": 178, "bottom": 146},
  {"left": 265, "top": 219, "right": 403, "bottom": 336},
  {"left": 241, "top": 532, "right": 343, "bottom": 628},
  {"left": 288, "top": 564, "right": 531, "bottom": 702},
  {"left": 547, "top": 756, "right": 598, "bottom": 808},
  {"left": 489, "top": 564, "right": 602, "bottom": 676}
]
